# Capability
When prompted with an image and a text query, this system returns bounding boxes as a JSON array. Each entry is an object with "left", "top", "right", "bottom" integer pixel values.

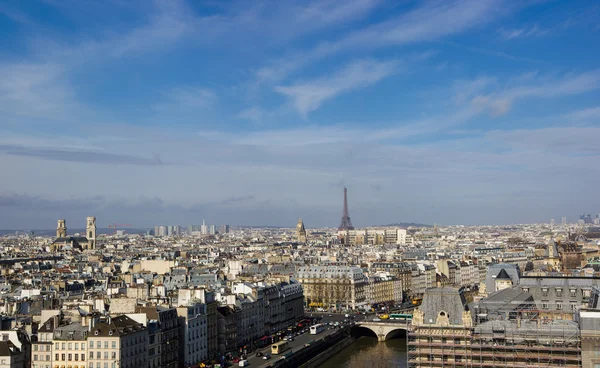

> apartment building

[{"left": 88, "top": 315, "right": 148, "bottom": 368}]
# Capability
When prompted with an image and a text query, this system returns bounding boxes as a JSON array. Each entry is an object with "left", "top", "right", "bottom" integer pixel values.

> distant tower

[
  {"left": 296, "top": 218, "right": 307, "bottom": 243},
  {"left": 86, "top": 216, "right": 96, "bottom": 249},
  {"left": 562, "top": 216, "right": 567, "bottom": 226},
  {"left": 550, "top": 219, "right": 555, "bottom": 228},
  {"left": 56, "top": 219, "right": 67, "bottom": 238},
  {"left": 338, "top": 187, "right": 354, "bottom": 230}
]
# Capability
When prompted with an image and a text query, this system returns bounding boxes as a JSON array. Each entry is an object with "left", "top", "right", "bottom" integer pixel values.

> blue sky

[{"left": 1, "top": 0, "right": 600, "bottom": 229}]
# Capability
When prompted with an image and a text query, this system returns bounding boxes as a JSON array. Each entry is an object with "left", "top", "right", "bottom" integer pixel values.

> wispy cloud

[
  {"left": 0, "top": 143, "right": 166, "bottom": 166},
  {"left": 498, "top": 25, "right": 548, "bottom": 40},
  {"left": 275, "top": 59, "right": 399, "bottom": 115},
  {"left": 161, "top": 87, "right": 216, "bottom": 109},
  {"left": 258, "top": 0, "right": 507, "bottom": 82}
]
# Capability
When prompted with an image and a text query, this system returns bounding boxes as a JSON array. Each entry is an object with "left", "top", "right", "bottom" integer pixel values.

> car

[
  {"left": 283, "top": 336, "right": 289, "bottom": 341},
  {"left": 233, "top": 358, "right": 240, "bottom": 363},
  {"left": 372, "top": 318, "right": 381, "bottom": 322},
  {"left": 263, "top": 354, "right": 271, "bottom": 360},
  {"left": 256, "top": 352, "right": 263, "bottom": 357},
  {"left": 328, "top": 314, "right": 333, "bottom": 317}
]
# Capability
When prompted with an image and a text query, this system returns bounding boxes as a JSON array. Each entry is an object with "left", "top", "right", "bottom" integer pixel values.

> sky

[{"left": 1, "top": 0, "right": 600, "bottom": 229}]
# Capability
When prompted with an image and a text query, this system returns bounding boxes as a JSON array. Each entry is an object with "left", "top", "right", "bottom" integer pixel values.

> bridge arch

[{"left": 352, "top": 323, "right": 408, "bottom": 342}]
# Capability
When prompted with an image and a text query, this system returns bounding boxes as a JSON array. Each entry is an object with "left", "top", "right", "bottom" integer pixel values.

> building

[
  {"left": 176, "top": 303, "right": 208, "bottom": 367},
  {"left": 579, "top": 309, "right": 600, "bottom": 368},
  {"left": 338, "top": 227, "right": 407, "bottom": 245},
  {"left": 296, "top": 265, "right": 366, "bottom": 310},
  {"left": 135, "top": 306, "right": 179, "bottom": 368},
  {"left": 51, "top": 322, "right": 88, "bottom": 368},
  {"left": 51, "top": 217, "right": 97, "bottom": 251},
  {"left": 484, "top": 263, "right": 520, "bottom": 294},
  {"left": 519, "top": 275, "right": 600, "bottom": 321},
  {"left": 296, "top": 218, "right": 307, "bottom": 243},
  {"left": 0, "top": 341, "right": 24, "bottom": 368},
  {"left": 88, "top": 315, "right": 148, "bottom": 368},
  {"left": 408, "top": 287, "right": 581, "bottom": 368}
]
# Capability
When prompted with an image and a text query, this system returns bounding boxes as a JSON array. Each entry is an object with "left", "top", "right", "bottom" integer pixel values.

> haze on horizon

[{"left": 1, "top": 0, "right": 599, "bottom": 230}]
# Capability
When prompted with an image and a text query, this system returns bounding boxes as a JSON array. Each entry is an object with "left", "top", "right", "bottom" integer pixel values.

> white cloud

[
  {"left": 498, "top": 25, "right": 548, "bottom": 40},
  {"left": 258, "top": 0, "right": 506, "bottom": 82},
  {"left": 161, "top": 87, "right": 216, "bottom": 108},
  {"left": 275, "top": 59, "right": 399, "bottom": 115}
]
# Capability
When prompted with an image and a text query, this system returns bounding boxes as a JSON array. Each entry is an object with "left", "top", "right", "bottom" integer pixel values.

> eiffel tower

[{"left": 338, "top": 186, "right": 354, "bottom": 230}]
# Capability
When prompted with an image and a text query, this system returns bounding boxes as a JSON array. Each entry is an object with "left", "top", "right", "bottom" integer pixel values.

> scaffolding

[{"left": 408, "top": 319, "right": 581, "bottom": 368}]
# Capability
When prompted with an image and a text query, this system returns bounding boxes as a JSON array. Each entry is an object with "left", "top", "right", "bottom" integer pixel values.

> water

[{"left": 319, "top": 336, "right": 407, "bottom": 368}]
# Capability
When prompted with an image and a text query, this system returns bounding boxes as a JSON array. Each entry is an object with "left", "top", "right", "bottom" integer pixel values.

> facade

[
  {"left": 136, "top": 306, "right": 179, "bottom": 368},
  {"left": 579, "top": 309, "right": 600, "bottom": 368},
  {"left": 52, "top": 323, "right": 88, "bottom": 368},
  {"left": 338, "top": 228, "right": 407, "bottom": 245},
  {"left": 520, "top": 275, "right": 600, "bottom": 321},
  {"left": 408, "top": 287, "right": 581, "bottom": 368},
  {"left": 296, "top": 218, "right": 307, "bottom": 243},
  {"left": 51, "top": 217, "right": 97, "bottom": 251},
  {"left": 0, "top": 341, "right": 23, "bottom": 368},
  {"left": 296, "top": 265, "right": 366, "bottom": 310},
  {"left": 176, "top": 303, "right": 208, "bottom": 367},
  {"left": 88, "top": 315, "right": 148, "bottom": 368}
]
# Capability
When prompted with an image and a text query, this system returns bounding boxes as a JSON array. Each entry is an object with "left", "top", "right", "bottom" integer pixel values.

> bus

[
  {"left": 390, "top": 313, "right": 413, "bottom": 322},
  {"left": 310, "top": 324, "right": 325, "bottom": 335},
  {"left": 271, "top": 341, "right": 289, "bottom": 355}
]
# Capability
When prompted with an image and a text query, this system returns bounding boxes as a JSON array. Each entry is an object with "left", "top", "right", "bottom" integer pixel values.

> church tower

[
  {"left": 296, "top": 218, "right": 307, "bottom": 243},
  {"left": 56, "top": 219, "right": 67, "bottom": 238},
  {"left": 86, "top": 216, "right": 97, "bottom": 249}
]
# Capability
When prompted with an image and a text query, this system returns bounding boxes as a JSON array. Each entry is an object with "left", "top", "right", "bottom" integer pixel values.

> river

[{"left": 319, "top": 336, "right": 407, "bottom": 368}]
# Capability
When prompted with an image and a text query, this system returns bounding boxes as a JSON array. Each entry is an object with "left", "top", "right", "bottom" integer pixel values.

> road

[
  {"left": 246, "top": 326, "right": 338, "bottom": 367},
  {"left": 241, "top": 313, "right": 411, "bottom": 367}
]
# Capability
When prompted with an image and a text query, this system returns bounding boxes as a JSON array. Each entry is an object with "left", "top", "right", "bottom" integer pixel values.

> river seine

[{"left": 319, "top": 336, "right": 408, "bottom": 368}]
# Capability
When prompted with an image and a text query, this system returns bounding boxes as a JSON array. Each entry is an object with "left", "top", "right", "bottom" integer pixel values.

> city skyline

[{"left": 1, "top": 0, "right": 600, "bottom": 228}]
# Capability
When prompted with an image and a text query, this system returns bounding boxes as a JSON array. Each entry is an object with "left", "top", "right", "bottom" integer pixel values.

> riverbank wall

[{"left": 269, "top": 327, "right": 352, "bottom": 368}]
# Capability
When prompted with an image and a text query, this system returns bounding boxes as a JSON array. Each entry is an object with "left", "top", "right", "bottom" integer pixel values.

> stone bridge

[{"left": 353, "top": 321, "right": 410, "bottom": 342}]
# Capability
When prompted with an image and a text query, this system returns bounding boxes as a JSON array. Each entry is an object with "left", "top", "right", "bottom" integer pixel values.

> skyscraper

[
  {"left": 562, "top": 216, "right": 567, "bottom": 226},
  {"left": 201, "top": 219, "right": 208, "bottom": 235}
]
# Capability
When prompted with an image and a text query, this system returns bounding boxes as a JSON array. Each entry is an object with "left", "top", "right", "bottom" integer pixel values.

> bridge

[{"left": 353, "top": 321, "right": 411, "bottom": 342}]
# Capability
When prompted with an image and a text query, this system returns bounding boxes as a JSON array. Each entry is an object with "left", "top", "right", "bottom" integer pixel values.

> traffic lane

[{"left": 250, "top": 328, "right": 339, "bottom": 367}]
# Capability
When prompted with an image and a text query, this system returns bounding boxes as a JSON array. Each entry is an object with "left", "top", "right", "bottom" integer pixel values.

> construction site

[{"left": 408, "top": 318, "right": 581, "bottom": 367}]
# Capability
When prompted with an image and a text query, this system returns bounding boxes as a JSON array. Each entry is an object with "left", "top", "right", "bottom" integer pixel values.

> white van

[{"left": 238, "top": 359, "right": 249, "bottom": 367}]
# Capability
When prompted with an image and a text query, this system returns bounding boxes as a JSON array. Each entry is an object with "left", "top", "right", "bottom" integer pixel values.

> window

[
  {"left": 75, "top": 354, "right": 78, "bottom": 361},
  {"left": 89, "top": 352, "right": 93, "bottom": 359},
  {"left": 34, "top": 354, "right": 38, "bottom": 361},
  {"left": 111, "top": 352, "right": 116, "bottom": 359},
  {"left": 97, "top": 341, "right": 101, "bottom": 348},
  {"left": 104, "top": 341, "right": 108, "bottom": 349},
  {"left": 55, "top": 343, "right": 59, "bottom": 350},
  {"left": 556, "top": 303, "right": 562, "bottom": 310},
  {"left": 55, "top": 354, "right": 59, "bottom": 361},
  {"left": 62, "top": 343, "right": 65, "bottom": 350},
  {"left": 104, "top": 352, "right": 108, "bottom": 359},
  {"left": 112, "top": 341, "right": 116, "bottom": 348},
  {"left": 75, "top": 343, "right": 79, "bottom": 350},
  {"left": 455, "top": 338, "right": 461, "bottom": 345},
  {"left": 34, "top": 345, "right": 38, "bottom": 351},
  {"left": 68, "top": 343, "right": 72, "bottom": 350},
  {"left": 571, "top": 303, "right": 577, "bottom": 310},
  {"left": 96, "top": 352, "right": 101, "bottom": 359},
  {"left": 541, "top": 288, "right": 548, "bottom": 297},
  {"left": 89, "top": 341, "right": 93, "bottom": 348},
  {"left": 62, "top": 354, "right": 65, "bottom": 361},
  {"left": 556, "top": 288, "right": 562, "bottom": 297},
  {"left": 81, "top": 354, "right": 85, "bottom": 361},
  {"left": 570, "top": 289, "right": 577, "bottom": 298},
  {"left": 68, "top": 354, "right": 72, "bottom": 361},
  {"left": 542, "top": 302, "right": 549, "bottom": 310}
]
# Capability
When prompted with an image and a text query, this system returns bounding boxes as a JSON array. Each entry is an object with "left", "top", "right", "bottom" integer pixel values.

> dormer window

[
  {"left": 108, "top": 330, "right": 113, "bottom": 336},
  {"left": 94, "top": 331, "right": 99, "bottom": 336}
]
